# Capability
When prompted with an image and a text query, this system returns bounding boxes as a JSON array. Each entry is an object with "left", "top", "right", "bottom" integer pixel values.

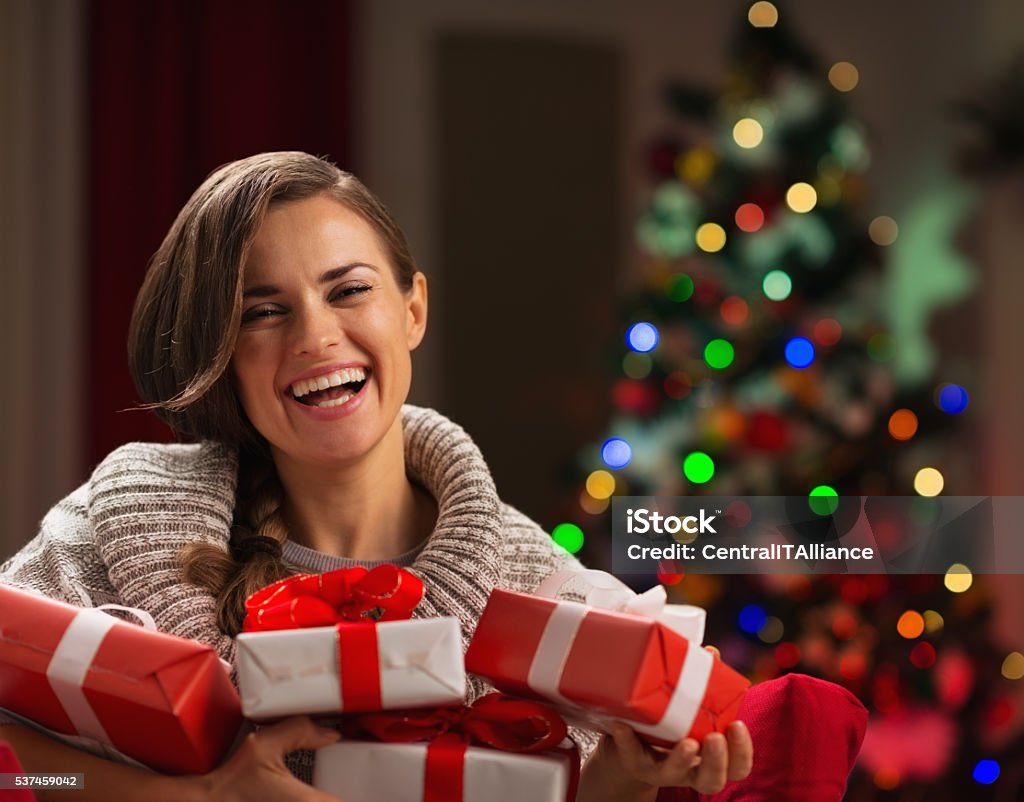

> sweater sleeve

[{"left": 0, "top": 483, "right": 119, "bottom": 608}]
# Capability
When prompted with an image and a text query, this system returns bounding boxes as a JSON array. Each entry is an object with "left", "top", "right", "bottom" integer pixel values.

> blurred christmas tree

[{"left": 557, "top": 2, "right": 1023, "bottom": 799}]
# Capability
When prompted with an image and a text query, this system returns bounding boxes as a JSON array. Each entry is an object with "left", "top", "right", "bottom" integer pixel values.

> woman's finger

[
  {"left": 725, "top": 720, "right": 754, "bottom": 781},
  {"left": 253, "top": 716, "right": 341, "bottom": 757},
  {"left": 655, "top": 737, "right": 701, "bottom": 785},
  {"left": 608, "top": 723, "right": 653, "bottom": 779},
  {"left": 704, "top": 644, "right": 721, "bottom": 660},
  {"left": 691, "top": 732, "right": 729, "bottom": 794}
]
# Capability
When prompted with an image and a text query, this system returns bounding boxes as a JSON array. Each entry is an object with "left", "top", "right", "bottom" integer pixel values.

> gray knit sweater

[{"left": 0, "top": 404, "right": 600, "bottom": 779}]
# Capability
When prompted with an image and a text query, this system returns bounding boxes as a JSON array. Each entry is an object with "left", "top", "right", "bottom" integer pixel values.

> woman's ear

[{"left": 405, "top": 271, "right": 428, "bottom": 350}]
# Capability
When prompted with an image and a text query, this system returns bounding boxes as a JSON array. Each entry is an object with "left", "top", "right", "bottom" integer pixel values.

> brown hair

[{"left": 127, "top": 151, "right": 417, "bottom": 636}]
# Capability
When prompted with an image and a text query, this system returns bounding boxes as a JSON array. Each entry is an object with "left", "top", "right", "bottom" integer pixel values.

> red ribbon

[
  {"left": 242, "top": 564, "right": 424, "bottom": 632},
  {"left": 347, "top": 693, "right": 580, "bottom": 802}
]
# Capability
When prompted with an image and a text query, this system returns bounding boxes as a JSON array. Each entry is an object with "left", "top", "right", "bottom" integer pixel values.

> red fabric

[
  {"left": 338, "top": 625, "right": 381, "bottom": 710},
  {"left": 0, "top": 741, "right": 37, "bottom": 802},
  {"left": 87, "top": 0, "right": 354, "bottom": 467},
  {"left": 655, "top": 673, "right": 868, "bottom": 802},
  {"left": 424, "top": 737, "right": 466, "bottom": 802}
]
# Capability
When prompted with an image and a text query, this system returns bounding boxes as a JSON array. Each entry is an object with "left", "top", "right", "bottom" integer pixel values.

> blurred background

[{"left": 2, "top": 0, "right": 1023, "bottom": 797}]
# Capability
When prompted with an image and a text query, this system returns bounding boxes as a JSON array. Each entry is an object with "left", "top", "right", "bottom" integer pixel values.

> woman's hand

[
  {"left": 195, "top": 716, "right": 343, "bottom": 802},
  {"left": 578, "top": 722, "right": 752, "bottom": 802}
]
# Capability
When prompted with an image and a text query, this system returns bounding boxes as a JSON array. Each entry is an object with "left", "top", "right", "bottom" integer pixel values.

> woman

[{"left": 0, "top": 152, "right": 752, "bottom": 801}]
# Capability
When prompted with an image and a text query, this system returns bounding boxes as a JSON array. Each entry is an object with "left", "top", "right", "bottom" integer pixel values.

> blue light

[
  {"left": 627, "top": 322, "right": 660, "bottom": 353},
  {"left": 738, "top": 604, "right": 768, "bottom": 635},
  {"left": 784, "top": 336, "right": 815, "bottom": 368},
  {"left": 938, "top": 383, "right": 970, "bottom": 414},
  {"left": 601, "top": 438, "right": 633, "bottom": 469},
  {"left": 973, "top": 759, "right": 1000, "bottom": 785}
]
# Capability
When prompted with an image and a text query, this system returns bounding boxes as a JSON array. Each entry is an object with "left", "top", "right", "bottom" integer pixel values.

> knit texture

[{"left": 0, "top": 405, "right": 600, "bottom": 780}]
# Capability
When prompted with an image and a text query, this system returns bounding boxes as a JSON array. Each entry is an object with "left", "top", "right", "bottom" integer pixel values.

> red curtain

[{"left": 87, "top": 0, "right": 354, "bottom": 467}]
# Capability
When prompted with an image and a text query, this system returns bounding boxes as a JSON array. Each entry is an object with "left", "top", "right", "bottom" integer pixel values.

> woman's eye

[
  {"left": 241, "top": 307, "right": 282, "bottom": 323},
  {"left": 331, "top": 284, "right": 372, "bottom": 301}
]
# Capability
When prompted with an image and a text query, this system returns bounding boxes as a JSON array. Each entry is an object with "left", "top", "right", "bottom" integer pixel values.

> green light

[
  {"left": 704, "top": 339, "right": 735, "bottom": 369},
  {"left": 763, "top": 270, "right": 792, "bottom": 301},
  {"left": 666, "top": 274, "right": 694, "bottom": 302},
  {"left": 867, "top": 333, "right": 894, "bottom": 362},
  {"left": 808, "top": 485, "right": 839, "bottom": 515},
  {"left": 551, "top": 523, "right": 585, "bottom": 554},
  {"left": 683, "top": 452, "right": 715, "bottom": 484}
]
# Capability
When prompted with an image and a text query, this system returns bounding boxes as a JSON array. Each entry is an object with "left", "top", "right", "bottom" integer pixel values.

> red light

[{"left": 735, "top": 203, "right": 766, "bottom": 233}]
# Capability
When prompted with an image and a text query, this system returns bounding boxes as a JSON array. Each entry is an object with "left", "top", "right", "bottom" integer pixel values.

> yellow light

[
  {"left": 758, "top": 616, "right": 784, "bottom": 644},
  {"left": 748, "top": 1, "right": 778, "bottom": 28},
  {"left": 732, "top": 118, "right": 764, "bottom": 149},
  {"left": 828, "top": 61, "right": 860, "bottom": 92},
  {"left": 623, "top": 352, "right": 652, "bottom": 379},
  {"left": 1002, "top": 651, "right": 1024, "bottom": 681},
  {"left": 695, "top": 222, "right": 727, "bottom": 253},
  {"left": 869, "top": 215, "right": 899, "bottom": 246},
  {"left": 676, "top": 147, "right": 717, "bottom": 185},
  {"left": 579, "top": 490, "right": 609, "bottom": 516},
  {"left": 786, "top": 182, "right": 817, "bottom": 213},
  {"left": 585, "top": 470, "right": 616, "bottom": 501},
  {"left": 914, "top": 466, "right": 944, "bottom": 497},
  {"left": 814, "top": 174, "right": 842, "bottom": 206},
  {"left": 944, "top": 563, "right": 973, "bottom": 593},
  {"left": 923, "top": 609, "right": 944, "bottom": 634},
  {"left": 896, "top": 610, "right": 924, "bottom": 639}
]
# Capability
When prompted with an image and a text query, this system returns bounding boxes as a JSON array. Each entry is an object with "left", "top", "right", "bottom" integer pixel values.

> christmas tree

[{"left": 556, "top": 3, "right": 1023, "bottom": 798}]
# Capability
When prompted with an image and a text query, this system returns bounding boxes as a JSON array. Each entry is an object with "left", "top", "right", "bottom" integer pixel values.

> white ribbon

[
  {"left": 528, "top": 569, "right": 711, "bottom": 738},
  {"left": 45, "top": 605, "right": 155, "bottom": 743}
]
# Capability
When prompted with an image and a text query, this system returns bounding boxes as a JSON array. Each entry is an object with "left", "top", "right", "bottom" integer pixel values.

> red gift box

[
  {"left": 465, "top": 587, "right": 749, "bottom": 746},
  {"left": 0, "top": 584, "right": 243, "bottom": 775}
]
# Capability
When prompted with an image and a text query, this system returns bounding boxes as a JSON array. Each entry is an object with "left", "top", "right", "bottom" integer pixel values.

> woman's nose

[{"left": 290, "top": 306, "right": 343, "bottom": 356}]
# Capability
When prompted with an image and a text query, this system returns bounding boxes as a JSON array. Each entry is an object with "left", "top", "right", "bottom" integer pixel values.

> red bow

[
  {"left": 351, "top": 692, "right": 569, "bottom": 753},
  {"left": 346, "top": 694, "right": 579, "bottom": 802},
  {"left": 243, "top": 564, "right": 424, "bottom": 632}
]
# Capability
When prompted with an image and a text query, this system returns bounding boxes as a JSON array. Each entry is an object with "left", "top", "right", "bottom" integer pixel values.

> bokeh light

[
  {"left": 666, "top": 273, "right": 695, "bottom": 302},
  {"left": 785, "top": 336, "right": 815, "bottom": 368},
  {"left": 944, "top": 563, "right": 973, "bottom": 593},
  {"left": 910, "top": 641, "right": 937, "bottom": 669},
  {"left": 733, "top": 118, "right": 764, "bottom": 148},
  {"left": 867, "top": 332, "right": 894, "bottom": 362},
  {"left": 973, "top": 760, "right": 1000, "bottom": 785},
  {"left": 747, "top": 1, "right": 778, "bottom": 27},
  {"left": 937, "top": 383, "right": 970, "bottom": 414},
  {"left": 763, "top": 270, "right": 793, "bottom": 301},
  {"left": 676, "top": 146, "right": 717, "bottom": 185},
  {"left": 735, "top": 202, "right": 765, "bottom": 232},
  {"left": 1002, "top": 652, "right": 1024, "bottom": 681},
  {"left": 696, "top": 222, "right": 727, "bottom": 252},
  {"left": 627, "top": 322, "right": 659, "bottom": 353},
  {"left": 786, "top": 182, "right": 817, "bottom": 213},
  {"left": 888, "top": 409, "right": 918, "bottom": 441},
  {"left": 622, "top": 352, "right": 652, "bottom": 379},
  {"left": 705, "top": 338, "right": 735, "bottom": 369},
  {"left": 739, "top": 604, "right": 768, "bottom": 635},
  {"left": 923, "top": 609, "right": 944, "bottom": 634},
  {"left": 808, "top": 485, "right": 839, "bottom": 515},
  {"left": 914, "top": 467, "right": 944, "bottom": 497},
  {"left": 579, "top": 490, "right": 608, "bottom": 516},
  {"left": 585, "top": 470, "right": 616, "bottom": 500},
  {"left": 720, "top": 296, "right": 750, "bottom": 326},
  {"left": 601, "top": 438, "right": 632, "bottom": 469},
  {"left": 683, "top": 451, "right": 715, "bottom": 484},
  {"left": 774, "top": 642, "right": 800, "bottom": 668},
  {"left": 813, "top": 318, "right": 842, "bottom": 346},
  {"left": 551, "top": 523, "right": 585, "bottom": 554},
  {"left": 828, "top": 61, "right": 860, "bottom": 92},
  {"left": 664, "top": 371, "right": 693, "bottom": 400},
  {"left": 868, "top": 215, "right": 899, "bottom": 245},
  {"left": 897, "top": 610, "right": 925, "bottom": 639},
  {"left": 758, "top": 616, "right": 784, "bottom": 643}
]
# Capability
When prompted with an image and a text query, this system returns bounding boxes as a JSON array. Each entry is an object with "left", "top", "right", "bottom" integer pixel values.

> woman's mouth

[{"left": 289, "top": 367, "right": 370, "bottom": 408}]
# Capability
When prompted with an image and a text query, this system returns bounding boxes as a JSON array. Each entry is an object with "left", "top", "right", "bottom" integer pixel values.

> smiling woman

[{"left": 0, "top": 152, "right": 756, "bottom": 802}]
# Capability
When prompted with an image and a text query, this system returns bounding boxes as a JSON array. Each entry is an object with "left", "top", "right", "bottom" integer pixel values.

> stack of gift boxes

[{"left": 0, "top": 566, "right": 749, "bottom": 801}]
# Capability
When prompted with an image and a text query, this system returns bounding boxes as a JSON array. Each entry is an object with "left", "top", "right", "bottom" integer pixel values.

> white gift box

[
  {"left": 236, "top": 617, "right": 465, "bottom": 718},
  {"left": 314, "top": 740, "right": 571, "bottom": 802}
]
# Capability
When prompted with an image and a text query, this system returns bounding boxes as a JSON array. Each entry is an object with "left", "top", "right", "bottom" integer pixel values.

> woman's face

[{"left": 232, "top": 194, "right": 427, "bottom": 469}]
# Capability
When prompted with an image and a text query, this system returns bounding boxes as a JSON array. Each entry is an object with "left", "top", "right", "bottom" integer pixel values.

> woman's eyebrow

[{"left": 242, "top": 262, "right": 380, "bottom": 299}]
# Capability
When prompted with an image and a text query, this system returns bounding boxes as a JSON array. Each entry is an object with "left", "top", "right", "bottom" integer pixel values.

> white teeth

[
  {"left": 290, "top": 367, "right": 367, "bottom": 398},
  {"left": 313, "top": 392, "right": 354, "bottom": 408}
]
